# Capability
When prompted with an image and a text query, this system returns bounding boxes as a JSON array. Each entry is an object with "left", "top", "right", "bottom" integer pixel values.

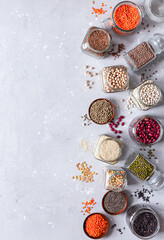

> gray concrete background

[{"left": 0, "top": 0, "right": 164, "bottom": 239}]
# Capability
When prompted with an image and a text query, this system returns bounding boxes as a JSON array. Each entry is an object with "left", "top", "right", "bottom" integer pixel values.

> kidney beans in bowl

[{"left": 129, "top": 115, "right": 163, "bottom": 145}]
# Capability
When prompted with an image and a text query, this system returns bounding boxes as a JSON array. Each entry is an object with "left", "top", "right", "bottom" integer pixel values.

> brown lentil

[
  {"left": 88, "top": 30, "right": 109, "bottom": 51},
  {"left": 127, "top": 42, "right": 155, "bottom": 70}
]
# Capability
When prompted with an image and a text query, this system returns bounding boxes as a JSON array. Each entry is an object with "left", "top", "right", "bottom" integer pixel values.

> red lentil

[
  {"left": 114, "top": 4, "right": 139, "bottom": 30},
  {"left": 85, "top": 214, "right": 107, "bottom": 237},
  {"left": 81, "top": 198, "right": 96, "bottom": 215}
]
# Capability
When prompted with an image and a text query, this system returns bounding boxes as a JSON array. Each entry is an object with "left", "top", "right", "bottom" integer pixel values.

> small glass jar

[
  {"left": 99, "top": 65, "right": 129, "bottom": 93},
  {"left": 126, "top": 204, "right": 160, "bottom": 239},
  {"left": 93, "top": 135, "right": 123, "bottom": 164},
  {"left": 101, "top": 1, "right": 164, "bottom": 36},
  {"left": 124, "top": 34, "right": 164, "bottom": 71},
  {"left": 129, "top": 115, "right": 163, "bottom": 146},
  {"left": 81, "top": 26, "right": 112, "bottom": 59},
  {"left": 130, "top": 80, "right": 163, "bottom": 110},
  {"left": 144, "top": 0, "right": 164, "bottom": 23},
  {"left": 101, "top": 1, "right": 143, "bottom": 35},
  {"left": 103, "top": 166, "right": 127, "bottom": 191},
  {"left": 125, "top": 152, "right": 164, "bottom": 191}
]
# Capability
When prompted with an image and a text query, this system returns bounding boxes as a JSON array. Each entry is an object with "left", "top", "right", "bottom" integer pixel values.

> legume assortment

[{"left": 79, "top": 1, "right": 164, "bottom": 239}]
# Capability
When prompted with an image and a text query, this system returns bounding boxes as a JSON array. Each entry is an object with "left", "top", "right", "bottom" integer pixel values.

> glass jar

[
  {"left": 93, "top": 135, "right": 123, "bottom": 164},
  {"left": 130, "top": 80, "right": 163, "bottom": 110},
  {"left": 101, "top": 1, "right": 164, "bottom": 36},
  {"left": 81, "top": 26, "right": 112, "bottom": 59},
  {"left": 103, "top": 166, "right": 127, "bottom": 191},
  {"left": 124, "top": 34, "right": 164, "bottom": 71},
  {"left": 101, "top": 1, "right": 143, "bottom": 35},
  {"left": 99, "top": 65, "right": 129, "bottom": 93},
  {"left": 144, "top": 0, "right": 164, "bottom": 23},
  {"left": 129, "top": 115, "right": 163, "bottom": 145},
  {"left": 126, "top": 204, "right": 160, "bottom": 239},
  {"left": 125, "top": 152, "right": 164, "bottom": 191}
]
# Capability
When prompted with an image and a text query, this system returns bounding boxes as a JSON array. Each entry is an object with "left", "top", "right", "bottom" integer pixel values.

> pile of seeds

[
  {"left": 127, "top": 42, "right": 155, "bottom": 70},
  {"left": 136, "top": 118, "right": 161, "bottom": 144},
  {"left": 103, "top": 191, "right": 126, "bottom": 213},
  {"left": 89, "top": 99, "right": 114, "bottom": 124},
  {"left": 133, "top": 212, "right": 158, "bottom": 237},
  {"left": 140, "top": 69, "right": 158, "bottom": 82},
  {"left": 81, "top": 198, "right": 96, "bottom": 215},
  {"left": 107, "top": 66, "right": 128, "bottom": 89},
  {"left": 85, "top": 213, "right": 108, "bottom": 238},
  {"left": 88, "top": 30, "right": 109, "bottom": 51},
  {"left": 128, "top": 154, "right": 154, "bottom": 181},
  {"left": 111, "top": 224, "right": 126, "bottom": 235},
  {"left": 126, "top": 97, "right": 136, "bottom": 110},
  {"left": 109, "top": 43, "right": 126, "bottom": 59},
  {"left": 139, "top": 146, "right": 157, "bottom": 161},
  {"left": 83, "top": 65, "right": 98, "bottom": 89},
  {"left": 140, "top": 84, "right": 160, "bottom": 106},
  {"left": 109, "top": 115, "right": 125, "bottom": 138},
  {"left": 79, "top": 139, "right": 89, "bottom": 152},
  {"left": 130, "top": 186, "right": 154, "bottom": 203},
  {"left": 81, "top": 114, "right": 92, "bottom": 126},
  {"left": 72, "top": 162, "right": 98, "bottom": 182},
  {"left": 91, "top": 2, "right": 108, "bottom": 17}
]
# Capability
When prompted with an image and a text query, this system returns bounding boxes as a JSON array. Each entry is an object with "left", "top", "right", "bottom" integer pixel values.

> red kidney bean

[{"left": 135, "top": 118, "right": 160, "bottom": 144}]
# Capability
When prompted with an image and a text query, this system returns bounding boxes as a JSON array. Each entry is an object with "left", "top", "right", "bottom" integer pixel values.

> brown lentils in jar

[{"left": 81, "top": 27, "right": 112, "bottom": 59}]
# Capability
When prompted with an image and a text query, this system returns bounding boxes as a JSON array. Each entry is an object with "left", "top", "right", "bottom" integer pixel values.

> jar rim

[
  {"left": 106, "top": 65, "right": 129, "bottom": 90},
  {"left": 131, "top": 208, "right": 160, "bottom": 239},
  {"left": 130, "top": 115, "right": 163, "bottom": 146},
  {"left": 99, "top": 138, "right": 121, "bottom": 162},
  {"left": 87, "top": 28, "right": 111, "bottom": 53},
  {"left": 138, "top": 82, "right": 162, "bottom": 107},
  {"left": 112, "top": 1, "right": 143, "bottom": 33},
  {"left": 108, "top": 172, "right": 127, "bottom": 192}
]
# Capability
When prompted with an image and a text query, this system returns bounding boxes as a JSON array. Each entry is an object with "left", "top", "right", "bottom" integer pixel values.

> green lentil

[{"left": 128, "top": 154, "right": 154, "bottom": 181}]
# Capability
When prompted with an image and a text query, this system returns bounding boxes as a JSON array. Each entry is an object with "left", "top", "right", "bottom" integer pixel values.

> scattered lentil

[
  {"left": 109, "top": 43, "right": 125, "bottom": 59},
  {"left": 81, "top": 114, "right": 92, "bottom": 126},
  {"left": 81, "top": 198, "right": 96, "bottom": 215},
  {"left": 72, "top": 162, "right": 97, "bottom": 183}
]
